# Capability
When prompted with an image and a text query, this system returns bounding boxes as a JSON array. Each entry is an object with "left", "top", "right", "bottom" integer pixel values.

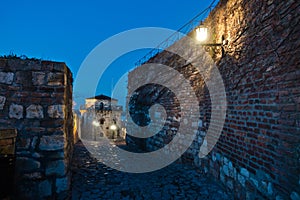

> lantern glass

[
  {"left": 92, "top": 120, "right": 100, "bottom": 127},
  {"left": 196, "top": 27, "right": 208, "bottom": 42},
  {"left": 110, "top": 124, "right": 117, "bottom": 130}
]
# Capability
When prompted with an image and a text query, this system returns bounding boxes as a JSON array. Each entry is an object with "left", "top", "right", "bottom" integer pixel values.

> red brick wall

[{"left": 127, "top": 0, "right": 300, "bottom": 198}]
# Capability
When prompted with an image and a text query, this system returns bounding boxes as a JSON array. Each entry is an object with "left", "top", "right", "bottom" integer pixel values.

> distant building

[
  {"left": 80, "top": 94, "right": 125, "bottom": 140},
  {"left": 86, "top": 94, "right": 118, "bottom": 109}
]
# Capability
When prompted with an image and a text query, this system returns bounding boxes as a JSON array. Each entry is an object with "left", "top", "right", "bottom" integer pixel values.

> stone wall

[
  {"left": 127, "top": 0, "right": 300, "bottom": 199},
  {"left": 0, "top": 58, "right": 74, "bottom": 199}
]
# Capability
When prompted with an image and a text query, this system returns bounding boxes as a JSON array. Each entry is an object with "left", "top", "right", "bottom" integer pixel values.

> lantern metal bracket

[{"left": 199, "top": 36, "right": 228, "bottom": 58}]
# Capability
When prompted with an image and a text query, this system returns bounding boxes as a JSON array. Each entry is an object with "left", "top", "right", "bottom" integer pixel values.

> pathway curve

[{"left": 71, "top": 140, "right": 232, "bottom": 200}]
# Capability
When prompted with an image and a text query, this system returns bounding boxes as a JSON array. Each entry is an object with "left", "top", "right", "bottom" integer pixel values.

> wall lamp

[
  {"left": 92, "top": 120, "right": 100, "bottom": 127},
  {"left": 110, "top": 124, "right": 117, "bottom": 131},
  {"left": 195, "top": 23, "right": 227, "bottom": 57}
]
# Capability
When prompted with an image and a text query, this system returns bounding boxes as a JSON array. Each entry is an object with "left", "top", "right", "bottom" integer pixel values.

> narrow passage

[{"left": 71, "top": 141, "right": 232, "bottom": 200}]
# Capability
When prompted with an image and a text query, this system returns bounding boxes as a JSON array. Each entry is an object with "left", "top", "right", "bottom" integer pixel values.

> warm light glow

[
  {"left": 92, "top": 120, "right": 100, "bottom": 127},
  {"left": 110, "top": 124, "right": 117, "bottom": 130},
  {"left": 196, "top": 27, "right": 208, "bottom": 42}
]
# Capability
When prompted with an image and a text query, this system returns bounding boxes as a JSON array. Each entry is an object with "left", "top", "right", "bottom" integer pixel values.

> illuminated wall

[{"left": 127, "top": 0, "right": 300, "bottom": 198}]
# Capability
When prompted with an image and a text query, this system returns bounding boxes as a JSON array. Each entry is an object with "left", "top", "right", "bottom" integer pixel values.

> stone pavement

[{"left": 71, "top": 140, "right": 232, "bottom": 200}]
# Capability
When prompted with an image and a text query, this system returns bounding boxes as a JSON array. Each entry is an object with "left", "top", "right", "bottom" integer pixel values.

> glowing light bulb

[
  {"left": 92, "top": 120, "right": 100, "bottom": 127},
  {"left": 196, "top": 27, "right": 208, "bottom": 42},
  {"left": 110, "top": 124, "right": 117, "bottom": 130}
]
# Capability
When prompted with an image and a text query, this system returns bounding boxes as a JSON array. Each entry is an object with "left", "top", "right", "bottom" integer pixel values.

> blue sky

[{"left": 0, "top": 0, "right": 216, "bottom": 107}]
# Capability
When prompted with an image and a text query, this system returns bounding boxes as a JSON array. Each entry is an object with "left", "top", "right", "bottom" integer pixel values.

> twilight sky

[{"left": 0, "top": 0, "right": 216, "bottom": 108}]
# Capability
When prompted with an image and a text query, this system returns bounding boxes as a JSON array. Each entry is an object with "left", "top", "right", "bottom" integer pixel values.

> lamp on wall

[
  {"left": 110, "top": 124, "right": 117, "bottom": 130},
  {"left": 196, "top": 26, "right": 208, "bottom": 42},
  {"left": 92, "top": 120, "right": 100, "bottom": 127},
  {"left": 195, "top": 22, "right": 227, "bottom": 57}
]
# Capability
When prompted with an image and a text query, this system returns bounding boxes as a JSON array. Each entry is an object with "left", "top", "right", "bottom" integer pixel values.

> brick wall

[
  {"left": 0, "top": 58, "right": 74, "bottom": 199},
  {"left": 127, "top": 0, "right": 300, "bottom": 199}
]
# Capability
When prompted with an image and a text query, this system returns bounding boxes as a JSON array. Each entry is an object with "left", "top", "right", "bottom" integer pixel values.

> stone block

[
  {"left": 16, "top": 157, "right": 41, "bottom": 173},
  {"left": 250, "top": 178, "right": 259, "bottom": 188},
  {"left": 26, "top": 104, "right": 44, "bottom": 119},
  {"left": 223, "top": 157, "right": 229, "bottom": 165},
  {"left": 246, "top": 192, "right": 255, "bottom": 200},
  {"left": 17, "top": 137, "right": 31, "bottom": 150},
  {"left": 32, "top": 72, "right": 46, "bottom": 85},
  {"left": 48, "top": 105, "right": 65, "bottom": 118},
  {"left": 56, "top": 177, "right": 69, "bottom": 193},
  {"left": 229, "top": 168, "right": 236, "bottom": 179},
  {"left": 215, "top": 153, "right": 221, "bottom": 161},
  {"left": 276, "top": 195, "right": 284, "bottom": 200},
  {"left": 198, "top": 120, "right": 203, "bottom": 127},
  {"left": 228, "top": 161, "right": 233, "bottom": 170},
  {"left": 15, "top": 71, "right": 32, "bottom": 86},
  {"left": 0, "top": 96, "right": 6, "bottom": 110},
  {"left": 220, "top": 171, "right": 225, "bottom": 183},
  {"left": 39, "top": 135, "right": 64, "bottom": 151},
  {"left": 290, "top": 192, "right": 300, "bottom": 200},
  {"left": 240, "top": 168, "right": 250, "bottom": 178},
  {"left": 47, "top": 72, "right": 64, "bottom": 86},
  {"left": 0, "top": 72, "right": 14, "bottom": 84},
  {"left": 267, "top": 182, "right": 273, "bottom": 196},
  {"left": 53, "top": 63, "right": 65, "bottom": 72},
  {"left": 31, "top": 136, "right": 38, "bottom": 149},
  {"left": 46, "top": 160, "right": 66, "bottom": 176},
  {"left": 226, "top": 179, "right": 234, "bottom": 190},
  {"left": 38, "top": 180, "right": 52, "bottom": 197},
  {"left": 238, "top": 174, "right": 246, "bottom": 187},
  {"left": 223, "top": 165, "right": 229, "bottom": 176},
  {"left": 9, "top": 103, "right": 23, "bottom": 119},
  {"left": 212, "top": 153, "right": 217, "bottom": 162},
  {"left": 32, "top": 152, "right": 41, "bottom": 158}
]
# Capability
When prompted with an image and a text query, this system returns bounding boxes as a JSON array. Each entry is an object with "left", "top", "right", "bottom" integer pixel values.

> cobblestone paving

[{"left": 71, "top": 140, "right": 232, "bottom": 200}]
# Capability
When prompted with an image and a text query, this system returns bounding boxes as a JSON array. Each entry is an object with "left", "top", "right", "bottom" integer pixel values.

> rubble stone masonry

[
  {"left": 128, "top": 0, "right": 300, "bottom": 199},
  {"left": 0, "top": 58, "right": 73, "bottom": 199}
]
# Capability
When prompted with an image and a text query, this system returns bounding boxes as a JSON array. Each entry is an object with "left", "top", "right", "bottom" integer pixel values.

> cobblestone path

[{"left": 71, "top": 141, "right": 232, "bottom": 200}]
